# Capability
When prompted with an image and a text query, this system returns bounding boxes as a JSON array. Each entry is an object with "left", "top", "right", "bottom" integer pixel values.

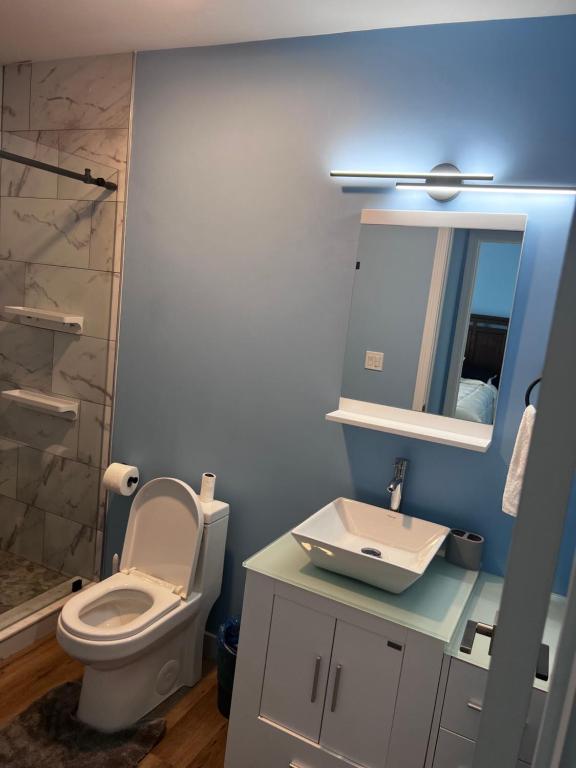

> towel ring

[{"left": 525, "top": 377, "right": 542, "bottom": 407}]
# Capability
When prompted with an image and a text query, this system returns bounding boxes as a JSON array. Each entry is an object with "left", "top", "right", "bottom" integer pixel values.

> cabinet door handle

[
  {"left": 310, "top": 656, "right": 321, "bottom": 703},
  {"left": 330, "top": 664, "right": 343, "bottom": 713},
  {"left": 289, "top": 762, "right": 309, "bottom": 768}
]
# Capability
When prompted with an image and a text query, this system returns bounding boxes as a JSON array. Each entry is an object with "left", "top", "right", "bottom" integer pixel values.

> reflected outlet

[{"left": 365, "top": 351, "right": 384, "bottom": 371}]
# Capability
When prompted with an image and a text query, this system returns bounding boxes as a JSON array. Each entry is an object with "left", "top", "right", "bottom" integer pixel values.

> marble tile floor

[
  {"left": 0, "top": 577, "right": 80, "bottom": 636},
  {"left": 0, "top": 550, "right": 69, "bottom": 621}
]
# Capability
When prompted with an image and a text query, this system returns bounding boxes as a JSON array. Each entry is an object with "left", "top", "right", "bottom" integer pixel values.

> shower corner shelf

[
  {"left": 1, "top": 389, "right": 79, "bottom": 421},
  {"left": 3, "top": 305, "right": 84, "bottom": 334}
]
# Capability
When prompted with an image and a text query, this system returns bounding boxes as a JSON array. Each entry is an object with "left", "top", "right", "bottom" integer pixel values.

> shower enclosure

[{"left": 0, "top": 53, "right": 133, "bottom": 636}]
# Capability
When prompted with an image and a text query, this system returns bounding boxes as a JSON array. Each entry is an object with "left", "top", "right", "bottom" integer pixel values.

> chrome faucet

[{"left": 387, "top": 458, "right": 408, "bottom": 512}]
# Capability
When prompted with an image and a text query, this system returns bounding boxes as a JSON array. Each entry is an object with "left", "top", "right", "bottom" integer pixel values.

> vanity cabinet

[
  {"left": 225, "top": 537, "right": 560, "bottom": 768},
  {"left": 261, "top": 596, "right": 404, "bottom": 766},
  {"left": 226, "top": 572, "right": 446, "bottom": 768}
]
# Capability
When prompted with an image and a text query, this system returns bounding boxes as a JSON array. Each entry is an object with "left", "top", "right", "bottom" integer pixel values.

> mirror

[{"left": 341, "top": 216, "right": 524, "bottom": 428}]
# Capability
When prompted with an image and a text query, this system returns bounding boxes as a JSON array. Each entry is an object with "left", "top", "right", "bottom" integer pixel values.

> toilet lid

[{"left": 121, "top": 477, "right": 204, "bottom": 599}]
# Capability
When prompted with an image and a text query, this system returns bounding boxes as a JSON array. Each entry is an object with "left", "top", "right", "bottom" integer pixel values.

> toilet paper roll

[
  {"left": 200, "top": 472, "right": 216, "bottom": 502},
  {"left": 103, "top": 463, "right": 140, "bottom": 496}
]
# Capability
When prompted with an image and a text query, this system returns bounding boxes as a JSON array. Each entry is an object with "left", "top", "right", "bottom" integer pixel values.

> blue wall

[
  {"left": 342, "top": 225, "right": 438, "bottom": 408},
  {"left": 472, "top": 241, "right": 522, "bottom": 317},
  {"left": 108, "top": 15, "right": 576, "bottom": 628}
]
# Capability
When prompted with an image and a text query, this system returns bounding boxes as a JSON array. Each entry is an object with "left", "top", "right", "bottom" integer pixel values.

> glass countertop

[
  {"left": 446, "top": 571, "right": 566, "bottom": 692},
  {"left": 244, "top": 532, "right": 478, "bottom": 644}
]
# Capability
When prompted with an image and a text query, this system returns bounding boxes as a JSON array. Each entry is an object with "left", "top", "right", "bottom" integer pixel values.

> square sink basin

[{"left": 292, "top": 498, "right": 450, "bottom": 593}]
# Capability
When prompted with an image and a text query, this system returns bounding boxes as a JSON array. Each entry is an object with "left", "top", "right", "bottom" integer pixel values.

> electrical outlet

[{"left": 365, "top": 351, "right": 384, "bottom": 371}]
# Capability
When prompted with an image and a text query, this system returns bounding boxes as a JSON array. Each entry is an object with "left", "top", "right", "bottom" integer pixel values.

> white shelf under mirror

[
  {"left": 326, "top": 398, "right": 492, "bottom": 452},
  {"left": 1, "top": 389, "right": 79, "bottom": 421},
  {"left": 3, "top": 305, "right": 84, "bottom": 334}
]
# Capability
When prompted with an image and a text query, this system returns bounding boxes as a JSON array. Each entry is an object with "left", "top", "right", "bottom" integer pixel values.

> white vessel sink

[{"left": 292, "top": 498, "right": 450, "bottom": 594}]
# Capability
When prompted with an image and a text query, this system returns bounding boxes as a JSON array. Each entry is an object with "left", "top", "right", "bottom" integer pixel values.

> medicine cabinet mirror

[{"left": 327, "top": 210, "right": 526, "bottom": 451}]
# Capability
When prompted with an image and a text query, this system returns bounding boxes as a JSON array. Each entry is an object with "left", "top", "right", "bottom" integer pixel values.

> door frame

[
  {"left": 412, "top": 227, "right": 453, "bottom": 412},
  {"left": 440, "top": 231, "right": 480, "bottom": 418},
  {"left": 472, "top": 211, "right": 576, "bottom": 766}
]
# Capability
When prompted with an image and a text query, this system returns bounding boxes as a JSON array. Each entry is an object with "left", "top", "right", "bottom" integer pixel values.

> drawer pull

[
  {"left": 466, "top": 700, "right": 533, "bottom": 732},
  {"left": 461, "top": 619, "right": 549, "bottom": 681},
  {"left": 330, "top": 664, "right": 343, "bottom": 713},
  {"left": 290, "top": 763, "right": 309, "bottom": 768},
  {"left": 310, "top": 656, "right": 321, "bottom": 703}
]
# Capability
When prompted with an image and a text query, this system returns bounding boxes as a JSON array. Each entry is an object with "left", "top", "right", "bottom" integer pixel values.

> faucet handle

[{"left": 394, "top": 458, "right": 408, "bottom": 480}]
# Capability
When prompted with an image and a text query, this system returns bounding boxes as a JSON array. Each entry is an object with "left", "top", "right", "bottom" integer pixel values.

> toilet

[{"left": 57, "top": 477, "right": 229, "bottom": 732}]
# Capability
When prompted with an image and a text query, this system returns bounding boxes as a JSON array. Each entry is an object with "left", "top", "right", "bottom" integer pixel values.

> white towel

[{"left": 502, "top": 405, "right": 536, "bottom": 517}]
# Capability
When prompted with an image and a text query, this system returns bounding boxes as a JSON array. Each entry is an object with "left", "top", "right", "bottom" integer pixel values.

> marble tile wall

[{"left": 0, "top": 54, "right": 133, "bottom": 582}]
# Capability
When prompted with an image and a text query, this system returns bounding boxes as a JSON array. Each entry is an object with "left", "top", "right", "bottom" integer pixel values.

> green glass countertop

[
  {"left": 446, "top": 571, "right": 566, "bottom": 692},
  {"left": 244, "top": 532, "right": 478, "bottom": 644}
]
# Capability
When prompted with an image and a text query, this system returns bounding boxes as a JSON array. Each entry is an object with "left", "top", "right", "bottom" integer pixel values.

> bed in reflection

[
  {"left": 456, "top": 378, "right": 498, "bottom": 423},
  {"left": 455, "top": 314, "right": 510, "bottom": 424}
]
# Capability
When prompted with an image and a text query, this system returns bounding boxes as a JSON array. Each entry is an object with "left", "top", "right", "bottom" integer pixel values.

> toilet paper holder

[{"left": 102, "top": 462, "right": 140, "bottom": 496}]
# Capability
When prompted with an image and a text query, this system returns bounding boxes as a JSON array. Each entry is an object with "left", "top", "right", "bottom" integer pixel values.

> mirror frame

[{"left": 327, "top": 209, "right": 527, "bottom": 452}]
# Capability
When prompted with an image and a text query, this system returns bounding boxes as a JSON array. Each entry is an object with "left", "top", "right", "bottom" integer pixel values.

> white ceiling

[{"left": 1, "top": 0, "right": 575, "bottom": 65}]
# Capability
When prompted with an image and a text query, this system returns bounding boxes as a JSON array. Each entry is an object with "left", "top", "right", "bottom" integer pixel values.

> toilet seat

[{"left": 60, "top": 572, "right": 181, "bottom": 642}]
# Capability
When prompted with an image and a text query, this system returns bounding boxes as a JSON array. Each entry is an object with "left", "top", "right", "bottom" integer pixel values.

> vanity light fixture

[
  {"left": 331, "top": 163, "right": 576, "bottom": 200},
  {"left": 330, "top": 163, "right": 492, "bottom": 200},
  {"left": 329, "top": 169, "right": 493, "bottom": 181},
  {"left": 396, "top": 182, "right": 576, "bottom": 196}
]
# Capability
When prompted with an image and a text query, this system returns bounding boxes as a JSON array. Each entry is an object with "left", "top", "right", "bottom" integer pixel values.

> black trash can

[{"left": 217, "top": 617, "right": 240, "bottom": 718}]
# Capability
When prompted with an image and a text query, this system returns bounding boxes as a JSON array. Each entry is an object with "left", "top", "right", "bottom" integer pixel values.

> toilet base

[{"left": 77, "top": 615, "right": 205, "bottom": 732}]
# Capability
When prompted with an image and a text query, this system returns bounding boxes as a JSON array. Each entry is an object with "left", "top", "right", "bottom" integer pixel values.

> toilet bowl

[{"left": 57, "top": 477, "right": 229, "bottom": 732}]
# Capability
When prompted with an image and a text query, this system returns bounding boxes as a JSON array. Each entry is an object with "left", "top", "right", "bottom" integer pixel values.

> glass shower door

[{"left": 0, "top": 131, "right": 121, "bottom": 633}]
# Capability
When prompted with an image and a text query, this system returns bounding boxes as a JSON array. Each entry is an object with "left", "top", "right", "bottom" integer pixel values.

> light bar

[
  {"left": 397, "top": 182, "right": 576, "bottom": 196},
  {"left": 330, "top": 170, "right": 494, "bottom": 181}
]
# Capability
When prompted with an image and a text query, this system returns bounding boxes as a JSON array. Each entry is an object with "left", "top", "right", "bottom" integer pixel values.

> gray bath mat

[{"left": 0, "top": 682, "right": 165, "bottom": 767}]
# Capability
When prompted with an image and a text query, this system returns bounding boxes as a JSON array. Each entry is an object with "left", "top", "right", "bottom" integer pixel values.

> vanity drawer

[
  {"left": 252, "top": 716, "right": 358, "bottom": 768},
  {"left": 433, "top": 728, "right": 530, "bottom": 768},
  {"left": 441, "top": 659, "right": 545, "bottom": 763}
]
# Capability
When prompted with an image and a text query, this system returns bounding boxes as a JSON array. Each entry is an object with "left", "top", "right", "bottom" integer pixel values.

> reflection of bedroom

[{"left": 456, "top": 237, "right": 523, "bottom": 424}]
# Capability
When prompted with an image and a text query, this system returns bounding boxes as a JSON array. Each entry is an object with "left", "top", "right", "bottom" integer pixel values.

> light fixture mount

[{"left": 425, "top": 163, "right": 462, "bottom": 201}]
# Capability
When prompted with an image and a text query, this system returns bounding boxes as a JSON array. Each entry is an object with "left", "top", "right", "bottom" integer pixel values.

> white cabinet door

[
  {"left": 320, "top": 620, "right": 403, "bottom": 768},
  {"left": 260, "top": 595, "right": 335, "bottom": 742}
]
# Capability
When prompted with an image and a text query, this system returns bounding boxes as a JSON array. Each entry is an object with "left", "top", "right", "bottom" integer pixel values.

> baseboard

[{"left": 0, "top": 602, "right": 60, "bottom": 660}]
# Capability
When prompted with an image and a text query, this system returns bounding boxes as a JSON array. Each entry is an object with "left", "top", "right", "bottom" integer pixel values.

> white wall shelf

[
  {"left": 3, "top": 306, "right": 84, "bottom": 334},
  {"left": 326, "top": 398, "right": 492, "bottom": 452},
  {"left": 1, "top": 389, "right": 79, "bottom": 421}
]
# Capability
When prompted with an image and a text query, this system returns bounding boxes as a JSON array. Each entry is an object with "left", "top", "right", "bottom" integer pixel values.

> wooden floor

[{"left": 0, "top": 635, "right": 228, "bottom": 767}]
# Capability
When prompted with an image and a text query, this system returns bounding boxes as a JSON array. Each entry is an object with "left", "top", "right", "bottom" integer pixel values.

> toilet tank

[{"left": 193, "top": 500, "right": 229, "bottom": 600}]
